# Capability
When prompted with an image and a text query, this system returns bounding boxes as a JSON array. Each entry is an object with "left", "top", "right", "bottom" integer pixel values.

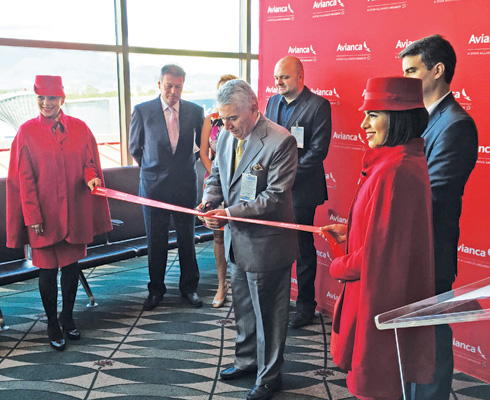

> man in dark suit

[
  {"left": 201, "top": 79, "right": 298, "bottom": 400},
  {"left": 129, "top": 64, "right": 204, "bottom": 310},
  {"left": 265, "top": 56, "right": 331, "bottom": 329},
  {"left": 400, "top": 34, "right": 478, "bottom": 399}
]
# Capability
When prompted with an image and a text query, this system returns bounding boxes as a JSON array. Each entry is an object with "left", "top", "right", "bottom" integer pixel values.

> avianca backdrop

[{"left": 258, "top": 0, "right": 490, "bottom": 383}]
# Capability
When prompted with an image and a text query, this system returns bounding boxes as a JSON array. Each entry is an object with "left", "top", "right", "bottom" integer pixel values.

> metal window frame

[{"left": 0, "top": 0, "right": 258, "bottom": 166}]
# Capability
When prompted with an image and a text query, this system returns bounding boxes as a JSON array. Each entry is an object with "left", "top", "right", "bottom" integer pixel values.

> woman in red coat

[
  {"left": 322, "top": 77, "right": 435, "bottom": 399},
  {"left": 6, "top": 75, "right": 112, "bottom": 351}
]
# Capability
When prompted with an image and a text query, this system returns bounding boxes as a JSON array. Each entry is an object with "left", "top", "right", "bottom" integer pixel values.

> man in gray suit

[
  {"left": 265, "top": 56, "right": 331, "bottom": 329},
  {"left": 129, "top": 64, "right": 204, "bottom": 310},
  {"left": 201, "top": 79, "right": 298, "bottom": 400}
]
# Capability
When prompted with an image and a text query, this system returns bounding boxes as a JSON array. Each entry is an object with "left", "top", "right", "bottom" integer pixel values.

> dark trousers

[
  {"left": 293, "top": 206, "right": 318, "bottom": 314},
  {"left": 143, "top": 205, "right": 199, "bottom": 296},
  {"left": 409, "top": 281, "right": 454, "bottom": 399}
]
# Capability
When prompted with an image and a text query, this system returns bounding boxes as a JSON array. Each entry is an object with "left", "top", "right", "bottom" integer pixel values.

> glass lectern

[{"left": 375, "top": 277, "right": 490, "bottom": 400}]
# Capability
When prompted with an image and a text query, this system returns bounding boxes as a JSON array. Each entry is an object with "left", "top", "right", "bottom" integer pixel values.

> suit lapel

[
  {"left": 271, "top": 97, "right": 281, "bottom": 124},
  {"left": 285, "top": 87, "right": 310, "bottom": 130},
  {"left": 231, "top": 116, "right": 266, "bottom": 187},
  {"left": 423, "top": 94, "right": 453, "bottom": 138},
  {"left": 286, "top": 99, "right": 308, "bottom": 130},
  {"left": 151, "top": 96, "right": 172, "bottom": 153},
  {"left": 177, "top": 100, "right": 189, "bottom": 152},
  {"left": 223, "top": 133, "right": 235, "bottom": 187}
]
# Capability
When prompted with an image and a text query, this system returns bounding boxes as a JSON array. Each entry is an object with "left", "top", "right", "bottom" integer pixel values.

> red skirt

[{"left": 31, "top": 240, "right": 87, "bottom": 269}]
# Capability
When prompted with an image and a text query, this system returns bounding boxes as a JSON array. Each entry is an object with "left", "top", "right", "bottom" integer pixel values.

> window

[
  {"left": 127, "top": 0, "right": 240, "bottom": 52},
  {"left": 0, "top": 0, "right": 116, "bottom": 45},
  {"left": 0, "top": 0, "right": 258, "bottom": 177},
  {"left": 130, "top": 53, "right": 240, "bottom": 114}
]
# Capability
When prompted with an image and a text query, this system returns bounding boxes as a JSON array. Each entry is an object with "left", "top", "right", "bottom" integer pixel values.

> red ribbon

[{"left": 92, "top": 186, "right": 344, "bottom": 258}]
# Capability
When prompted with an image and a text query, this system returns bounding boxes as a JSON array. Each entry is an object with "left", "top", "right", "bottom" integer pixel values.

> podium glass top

[{"left": 375, "top": 277, "right": 490, "bottom": 330}]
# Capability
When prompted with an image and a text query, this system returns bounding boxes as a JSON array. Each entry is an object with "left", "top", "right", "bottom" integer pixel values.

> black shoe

[
  {"left": 182, "top": 292, "right": 203, "bottom": 308},
  {"left": 288, "top": 311, "right": 315, "bottom": 329},
  {"left": 47, "top": 322, "right": 66, "bottom": 351},
  {"left": 60, "top": 318, "right": 81, "bottom": 341},
  {"left": 247, "top": 379, "right": 282, "bottom": 400},
  {"left": 220, "top": 366, "right": 257, "bottom": 381},
  {"left": 143, "top": 293, "right": 163, "bottom": 311}
]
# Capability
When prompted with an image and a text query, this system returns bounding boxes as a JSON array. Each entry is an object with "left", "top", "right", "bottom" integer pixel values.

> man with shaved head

[{"left": 265, "top": 56, "right": 332, "bottom": 329}]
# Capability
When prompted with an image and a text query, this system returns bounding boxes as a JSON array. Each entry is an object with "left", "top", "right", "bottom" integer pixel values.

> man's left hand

[{"left": 203, "top": 209, "right": 228, "bottom": 230}]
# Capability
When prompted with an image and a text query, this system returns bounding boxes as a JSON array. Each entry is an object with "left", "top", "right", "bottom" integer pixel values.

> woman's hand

[
  {"left": 87, "top": 178, "right": 102, "bottom": 191},
  {"left": 30, "top": 223, "right": 43, "bottom": 235},
  {"left": 320, "top": 224, "right": 347, "bottom": 244}
]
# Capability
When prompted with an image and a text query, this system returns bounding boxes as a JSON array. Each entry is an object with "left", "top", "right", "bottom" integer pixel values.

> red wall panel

[{"left": 259, "top": 0, "right": 490, "bottom": 383}]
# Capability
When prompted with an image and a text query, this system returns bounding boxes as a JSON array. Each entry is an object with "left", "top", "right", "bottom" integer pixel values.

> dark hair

[
  {"left": 384, "top": 108, "right": 428, "bottom": 147},
  {"left": 160, "top": 64, "right": 186, "bottom": 81},
  {"left": 399, "top": 34, "right": 456, "bottom": 84}
]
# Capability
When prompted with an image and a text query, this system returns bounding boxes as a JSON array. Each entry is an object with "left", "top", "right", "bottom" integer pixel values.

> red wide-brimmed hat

[
  {"left": 359, "top": 76, "right": 424, "bottom": 111},
  {"left": 33, "top": 75, "right": 65, "bottom": 97}
]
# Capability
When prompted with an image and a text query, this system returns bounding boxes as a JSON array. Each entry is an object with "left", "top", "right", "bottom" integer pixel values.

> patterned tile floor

[{"left": 0, "top": 241, "right": 488, "bottom": 399}]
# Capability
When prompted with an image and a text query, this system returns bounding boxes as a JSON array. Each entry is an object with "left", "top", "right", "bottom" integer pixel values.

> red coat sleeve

[{"left": 17, "top": 146, "right": 43, "bottom": 226}]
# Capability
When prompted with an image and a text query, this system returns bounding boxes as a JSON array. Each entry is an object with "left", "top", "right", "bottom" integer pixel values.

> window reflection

[
  {"left": 130, "top": 54, "right": 240, "bottom": 116},
  {"left": 0, "top": 46, "right": 120, "bottom": 176},
  {"left": 0, "top": 0, "right": 116, "bottom": 44},
  {"left": 127, "top": 0, "right": 240, "bottom": 52}
]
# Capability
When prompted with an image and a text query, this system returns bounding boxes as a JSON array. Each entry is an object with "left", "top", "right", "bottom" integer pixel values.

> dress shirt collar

[
  {"left": 160, "top": 96, "right": 180, "bottom": 113},
  {"left": 427, "top": 91, "right": 451, "bottom": 115}
]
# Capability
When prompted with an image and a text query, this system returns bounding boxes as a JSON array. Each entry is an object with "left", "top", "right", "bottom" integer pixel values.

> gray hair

[{"left": 216, "top": 79, "right": 258, "bottom": 112}]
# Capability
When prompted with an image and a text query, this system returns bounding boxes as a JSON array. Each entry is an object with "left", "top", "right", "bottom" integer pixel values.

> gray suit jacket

[
  {"left": 203, "top": 114, "right": 299, "bottom": 272},
  {"left": 129, "top": 96, "right": 204, "bottom": 208}
]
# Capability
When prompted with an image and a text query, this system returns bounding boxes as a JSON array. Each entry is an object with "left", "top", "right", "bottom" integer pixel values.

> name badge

[
  {"left": 291, "top": 125, "right": 304, "bottom": 148},
  {"left": 240, "top": 173, "right": 258, "bottom": 202}
]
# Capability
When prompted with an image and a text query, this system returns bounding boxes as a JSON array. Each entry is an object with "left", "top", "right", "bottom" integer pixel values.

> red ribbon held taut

[{"left": 92, "top": 186, "right": 344, "bottom": 258}]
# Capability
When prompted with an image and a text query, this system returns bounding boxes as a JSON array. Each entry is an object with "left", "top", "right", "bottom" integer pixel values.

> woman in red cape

[
  {"left": 6, "top": 75, "right": 112, "bottom": 351},
  {"left": 322, "top": 77, "right": 435, "bottom": 399}
]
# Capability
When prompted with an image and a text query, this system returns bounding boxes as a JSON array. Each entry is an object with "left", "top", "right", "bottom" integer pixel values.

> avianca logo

[
  {"left": 268, "top": 3, "right": 295, "bottom": 13},
  {"left": 333, "top": 131, "right": 358, "bottom": 141},
  {"left": 288, "top": 45, "right": 317, "bottom": 55},
  {"left": 395, "top": 39, "right": 413, "bottom": 49},
  {"left": 458, "top": 243, "right": 487, "bottom": 258},
  {"left": 326, "top": 291, "right": 338, "bottom": 300},
  {"left": 453, "top": 88, "right": 471, "bottom": 102},
  {"left": 469, "top": 34, "right": 490, "bottom": 44},
  {"left": 337, "top": 41, "right": 371, "bottom": 52},
  {"left": 453, "top": 338, "right": 487, "bottom": 360},
  {"left": 265, "top": 86, "right": 278, "bottom": 94},
  {"left": 329, "top": 213, "right": 347, "bottom": 224},
  {"left": 310, "top": 87, "right": 340, "bottom": 98},
  {"left": 325, "top": 172, "right": 337, "bottom": 183},
  {"left": 479, "top": 145, "right": 490, "bottom": 154},
  {"left": 313, "top": 0, "right": 345, "bottom": 8}
]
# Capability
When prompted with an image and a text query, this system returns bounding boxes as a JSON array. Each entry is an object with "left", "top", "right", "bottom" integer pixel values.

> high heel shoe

[
  {"left": 47, "top": 322, "right": 66, "bottom": 351},
  {"left": 60, "top": 317, "right": 81, "bottom": 340},
  {"left": 212, "top": 283, "right": 230, "bottom": 308}
]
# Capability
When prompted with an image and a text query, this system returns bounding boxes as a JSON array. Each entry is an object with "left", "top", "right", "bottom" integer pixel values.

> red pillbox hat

[
  {"left": 359, "top": 77, "right": 424, "bottom": 111},
  {"left": 34, "top": 75, "right": 65, "bottom": 97}
]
